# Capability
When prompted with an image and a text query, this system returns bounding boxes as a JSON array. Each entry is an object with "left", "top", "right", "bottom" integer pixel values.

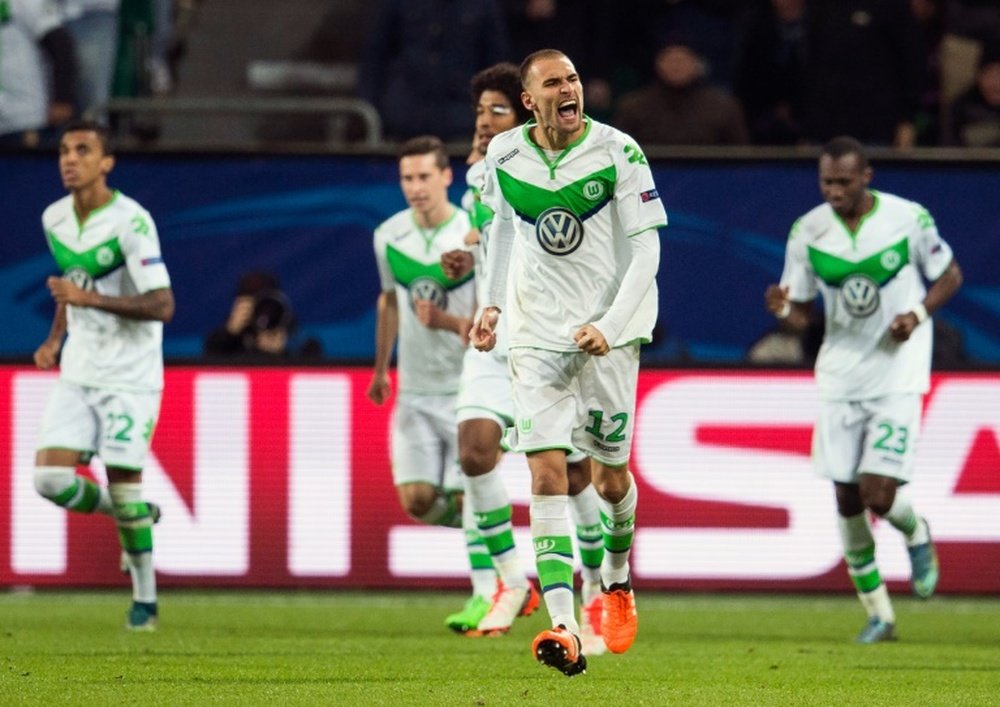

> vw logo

[
  {"left": 841, "top": 274, "right": 880, "bottom": 318},
  {"left": 64, "top": 267, "right": 95, "bottom": 291},
  {"left": 535, "top": 207, "right": 584, "bottom": 256},
  {"left": 410, "top": 277, "right": 448, "bottom": 310}
]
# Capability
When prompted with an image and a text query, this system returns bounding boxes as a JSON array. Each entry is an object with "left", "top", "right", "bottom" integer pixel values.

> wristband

[
  {"left": 776, "top": 301, "right": 791, "bottom": 320},
  {"left": 912, "top": 303, "right": 928, "bottom": 324}
]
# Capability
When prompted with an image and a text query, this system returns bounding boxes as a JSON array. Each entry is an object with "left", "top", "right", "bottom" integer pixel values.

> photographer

[{"left": 203, "top": 271, "right": 322, "bottom": 359}]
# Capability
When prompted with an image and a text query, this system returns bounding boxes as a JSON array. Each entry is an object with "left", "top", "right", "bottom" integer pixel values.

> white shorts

[
  {"left": 455, "top": 348, "right": 512, "bottom": 430},
  {"left": 812, "top": 394, "right": 922, "bottom": 484},
  {"left": 508, "top": 345, "right": 640, "bottom": 466},
  {"left": 37, "top": 380, "right": 162, "bottom": 471},
  {"left": 391, "top": 392, "right": 462, "bottom": 491}
]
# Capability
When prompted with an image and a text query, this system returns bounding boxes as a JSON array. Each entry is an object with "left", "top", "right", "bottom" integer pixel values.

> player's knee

[
  {"left": 458, "top": 442, "right": 497, "bottom": 476},
  {"left": 865, "top": 496, "right": 894, "bottom": 517},
  {"left": 33, "top": 466, "right": 76, "bottom": 501},
  {"left": 593, "top": 464, "right": 630, "bottom": 504},
  {"left": 397, "top": 484, "right": 438, "bottom": 520},
  {"left": 860, "top": 488, "right": 893, "bottom": 517}
]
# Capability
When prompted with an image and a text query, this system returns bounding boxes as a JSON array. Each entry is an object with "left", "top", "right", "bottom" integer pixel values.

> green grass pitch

[{"left": 1, "top": 590, "right": 997, "bottom": 705}]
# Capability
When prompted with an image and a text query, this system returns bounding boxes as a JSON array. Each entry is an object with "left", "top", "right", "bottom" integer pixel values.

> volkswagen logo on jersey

[
  {"left": 410, "top": 277, "right": 448, "bottom": 310},
  {"left": 64, "top": 267, "right": 95, "bottom": 291},
  {"left": 841, "top": 274, "right": 880, "bottom": 318},
  {"left": 536, "top": 207, "right": 584, "bottom": 256}
]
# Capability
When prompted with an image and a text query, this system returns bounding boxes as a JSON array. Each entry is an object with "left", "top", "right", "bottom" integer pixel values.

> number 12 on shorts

[{"left": 585, "top": 410, "right": 628, "bottom": 443}]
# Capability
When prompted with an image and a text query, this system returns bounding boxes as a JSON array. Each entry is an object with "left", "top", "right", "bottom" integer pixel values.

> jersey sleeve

[
  {"left": 479, "top": 156, "right": 516, "bottom": 310},
  {"left": 372, "top": 226, "right": 395, "bottom": 293},
  {"left": 122, "top": 208, "right": 171, "bottom": 292},
  {"left": 779, "top": 218, "right": 817, "bottom": 302},
  {"left": 612, "top": 137, "right": 668, "bottom": 237},
  {"left": 909, "top": 202, "right": 954, "bottom": 282}
]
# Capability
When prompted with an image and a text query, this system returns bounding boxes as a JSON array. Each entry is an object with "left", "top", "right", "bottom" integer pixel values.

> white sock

[
  {"left": 463, "top": 496, "right": 497, "bottom": 599},
  {"left": 598, "top": 473, "right": 637, "bottom": 587},
  {"left": 109, "top": 483, "right": 157, "bottom": 603},
  {"left": 465, "top": 470, "right": 526, "bottom": 588},
  {"left": 884, "top": 493, "right": 928, "bottom": 546},
  {"left": 569, "top": 484, "right": 603, "bottom": 588},
  {"left": 531, "top": 495, "right": 578, "bottom": 634}
]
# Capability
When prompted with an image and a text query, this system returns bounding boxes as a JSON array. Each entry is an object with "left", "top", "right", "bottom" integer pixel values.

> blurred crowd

[
  {"left": 0, "top": 0, "right": 199, "bottom": 148},
  {"left": 358, "top": 0, "right": 1000, "bottom": 149},
  {"left": 2, "top": 0, "right": 999, "bottom": 149}
]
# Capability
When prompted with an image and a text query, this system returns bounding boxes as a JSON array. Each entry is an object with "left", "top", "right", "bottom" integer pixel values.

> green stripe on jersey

[
  {"left": 496, "top": 165, "right": 616, "bottom": 222},
  {"left": 46, "top": 232, "right": 125, "bottom": 278},
  {"left": 807, "top": 237, "right": 909, "bottom": 287},
  {"left": 385, "top": 244, "right": 473, "bottom": 290}
]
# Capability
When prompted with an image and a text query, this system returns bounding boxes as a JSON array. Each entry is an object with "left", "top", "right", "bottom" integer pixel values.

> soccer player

[
  {"left": 471, "top": 49, "right": 666, "bottom": 675},
  {"left": 764, "top": 136, "right": 963, "bottom": 643},
  {"left": 33, "top": 120, "right": 174, "bottom": 631},
  {"left": 444, "top": 62, "right": 607, "bottom": 650},
  {"left": 368, "top": 135, "right": 493, "bottom": 633}
]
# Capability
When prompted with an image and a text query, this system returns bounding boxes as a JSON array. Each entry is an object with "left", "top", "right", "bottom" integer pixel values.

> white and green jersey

[
  {"left": 373, "top": 205, "right": 476, "bottom": 395},
  {"left": 480, "top": 118, "right": 667, "bottom": 351},
  {"left": 781, "top": 190, "right": 954, "bottom": 401},
  {"left": 42, "top": 191, "right": 171, "bottom": 392}
]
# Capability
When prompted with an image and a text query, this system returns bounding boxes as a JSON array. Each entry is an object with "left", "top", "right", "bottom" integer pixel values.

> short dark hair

[
  {"left": 61, "top": 120, "right": 113, "bottom": 156},
  {"left": 471, "top": 62, "right": 532, "bottom": 123},
  {"left": 398, "top": 135, "right": 449, "bottom": 169},
  {"left": 821, "top": 136, "right": 869, "bottom": 169},
  {"left": 519, "top": 49, "right": 569, "bottom": 88}
]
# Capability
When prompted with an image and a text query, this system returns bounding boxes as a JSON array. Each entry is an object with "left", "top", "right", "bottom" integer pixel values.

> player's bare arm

[
  {"left": 368, "top": 290, "right": 398, "bottom": 405},
  {"left": 764, "top": 284, "right": 813, "bottom": 332},
  {"left": 46, "top": 277, "right": 175, "bottom": 322},
  {"left": 470, "top": 306, "right": 499, "bottom": 352},
  {"left": 574, "top": 324, "right": 609, "bottom": 356},
  {"left": 889, "top": 259, "right": 964, "bottom": 342},
  {"left": 33, "top": 303, "right": 67, "bottom": 370}
]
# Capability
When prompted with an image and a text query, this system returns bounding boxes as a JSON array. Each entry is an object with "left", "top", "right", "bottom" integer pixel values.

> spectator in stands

[
  {"left": 909, "top": 0, "right": 947, "bottom": 145},
  {"left": 612, "top": 35, "right": 749, "bottom": 145},
  {"left": 801, "top": 0, "right": 925, "bottom": 148},
  {"left": 203, "top": 271, "right": 322, "bottom": 359},
  {"left": 61, "top": 0, "right": 121, "bottom": 118},
  {"left": 950, "top": 42, "right": 1000, "bottom": 147},
  {"left": 358, "top": 0, "right": 510, "bottom": 142},
  {"left": 625, "top": 0, "right": 743, "bottom": 92},
  {"left": 733, "top": 0, "right": 807, "bottom": 145},
  {"left": 747, "top": 312, "right": 824, "bottom": 366},
  {"left": 0, "top": 0, "right": 78, "bottom": 148}
]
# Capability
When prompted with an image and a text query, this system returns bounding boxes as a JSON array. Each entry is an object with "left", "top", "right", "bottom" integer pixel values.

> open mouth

[{"left": 557, "top": 100, "right": 578, "bottom": 120}]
